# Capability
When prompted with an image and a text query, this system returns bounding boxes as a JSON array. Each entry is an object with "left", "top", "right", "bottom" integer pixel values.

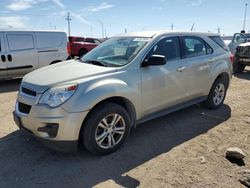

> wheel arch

[
  {"left": 213, "top": 72, "right": 230, "bottom": 89},
  {"left": 78, "top": 96, "right": 137, "bottom": 141}
]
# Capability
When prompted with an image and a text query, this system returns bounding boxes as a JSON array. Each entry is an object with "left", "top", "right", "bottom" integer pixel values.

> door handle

[
  {"left": 208, "top": 59, "right": 214, "bottom": 64},
  {"left": 176, "top": 66, "right": 186, "bottom": 72},
  {"left": 7, "top": 54, "right": 12, "bottom": 62},
  {"left": 1, "top": 55, "right": 6, "bottom": 62}
]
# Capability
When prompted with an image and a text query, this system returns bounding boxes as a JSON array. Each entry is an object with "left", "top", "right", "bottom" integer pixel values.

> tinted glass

[
  {"left": 147, "top": 37, "right": 181, "bottom": 61},
  {"left": 184, "top": 37, "right": 206, "bottom": 58},
  {"left": 7, "top": 34, "right": 34, "bottom": 51},
  {"left": 209, "top": 36, "right": 228, "bottom": 51}
]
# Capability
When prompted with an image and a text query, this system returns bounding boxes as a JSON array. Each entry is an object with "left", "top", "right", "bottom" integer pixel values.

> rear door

[
  {"left": 0, "top": 32, "right": 7, "bottom": 78},
  {"left": 5, "top": 32, "right": 38, "bottom": 77},
  {"left": 180, "top": 36, "right": 213, "bottom": 99}
]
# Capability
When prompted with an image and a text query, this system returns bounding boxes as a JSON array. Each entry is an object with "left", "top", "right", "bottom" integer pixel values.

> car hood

[
  {"left": 22, "top": 60, "right": 117, "bottom": 91},
  {"left": 239, "top": 42, "right": 250, "bottom": 47}
]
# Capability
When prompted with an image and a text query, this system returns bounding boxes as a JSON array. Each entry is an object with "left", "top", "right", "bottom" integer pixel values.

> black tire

[
  {"left": 82, "top": 102, "right": 131, "bottom": 155},
  {"left": 79, "top": 48, "right": 88, "bottom": 58},
  {"left": 205, "top": 78, "right": 227, "bottom": 109},
  {"left": 233, "top": 61, "right": 245, "bottom": 73}
]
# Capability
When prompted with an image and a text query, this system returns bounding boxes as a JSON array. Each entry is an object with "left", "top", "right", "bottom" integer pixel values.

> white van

[{"left": 0, "top": 30, "right": 69, "bottom": 80}]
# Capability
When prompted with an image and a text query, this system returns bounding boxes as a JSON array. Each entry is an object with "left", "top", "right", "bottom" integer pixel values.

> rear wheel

[
  {"left": 82, "top": 102, "right": 131, "bottom": 155},
  {"left": 205, "top": 78, "right": 227, "bottom": 109}
]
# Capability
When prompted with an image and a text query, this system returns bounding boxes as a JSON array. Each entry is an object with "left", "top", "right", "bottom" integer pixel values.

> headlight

[{"left": 39, "top": 84, "right": 77, "bottom": 108}]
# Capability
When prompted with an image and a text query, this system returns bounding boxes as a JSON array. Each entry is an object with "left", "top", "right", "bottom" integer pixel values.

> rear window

[{"left": 209, "top": 36, "right": 229, "bottom": 51}]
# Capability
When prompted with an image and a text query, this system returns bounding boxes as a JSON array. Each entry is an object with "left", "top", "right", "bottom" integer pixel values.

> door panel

[
  {"left": 0, "top": 32, "right": 7, "bottom": 78},
  {"left": 181, "top": 36, "right": 211, "bottom": 99},
  {"left": 141, "top": 60, "right": 187, "bottom": 116},
  {"left": 141, "top": 36, "right": 186, "bottom": 116},
  {"left": 5, "top": 32, "right": 38, "bottom": 77}
]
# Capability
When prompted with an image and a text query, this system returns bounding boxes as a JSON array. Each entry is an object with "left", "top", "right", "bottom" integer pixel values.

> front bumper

[
  {"left": 14, "top": 111, "right": 78, "bottom": 152},
  {"left": 13, "top": 87, "right": 89, "bottom": 152}
]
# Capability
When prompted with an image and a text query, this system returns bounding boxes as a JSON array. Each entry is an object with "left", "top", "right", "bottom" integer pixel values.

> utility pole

[
  {"left": 65, "top": 12, "right": 72, "bottom": 36},
  {"left": 243, "top": 3, "right": 248, "bottom": 31},
  {"left": 217, "top": 27, "right": 221, "bottom": 34},
  {"left": 99, "top": 20, "right": 104, "bottom": 38},
  {"left": 171, "top": 24, "right": 174, "bottom": 31}
]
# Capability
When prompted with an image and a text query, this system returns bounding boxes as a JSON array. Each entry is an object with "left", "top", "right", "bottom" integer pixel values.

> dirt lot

[{"left": 0, "top": 70, "right": 249, "bottom": 188}]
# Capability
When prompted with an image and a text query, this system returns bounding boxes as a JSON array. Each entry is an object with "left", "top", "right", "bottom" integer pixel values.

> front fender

[{"left": 63, "top": 78, "right": 141, "bottom": 117}]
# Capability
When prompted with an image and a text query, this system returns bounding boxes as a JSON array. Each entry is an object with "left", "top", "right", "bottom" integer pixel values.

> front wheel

[
  {"left": 82, "top": 103, "right": 131, "bottom": 155},
  {"left": 205, "top": 78, "right": 227, "bottom": 109}
]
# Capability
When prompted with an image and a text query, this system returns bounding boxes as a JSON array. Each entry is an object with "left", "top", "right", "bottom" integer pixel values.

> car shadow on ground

[
  {"left": 0, "top": 104, "right": 231, "bottom": 188},
  {"left": 0, "top": 79, "right": 21, "bottom": 93},
  {"left": 234, "top": 69, "right": 250, "bottom": 80}
]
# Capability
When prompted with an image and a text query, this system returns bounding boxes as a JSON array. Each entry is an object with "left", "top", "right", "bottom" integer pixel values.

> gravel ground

[{"left": 0, "top": 70, "right": 249, "bottom": 188}]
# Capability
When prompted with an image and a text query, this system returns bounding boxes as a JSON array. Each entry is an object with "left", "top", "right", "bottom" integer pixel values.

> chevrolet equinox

[{"left": 13, "top": 31, "right": 233, "bottom": 155}]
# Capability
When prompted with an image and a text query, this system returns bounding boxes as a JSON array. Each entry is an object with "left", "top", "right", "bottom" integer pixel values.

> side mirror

[{"left": 142, "top": 55, "right": 166, "bottom": 67}]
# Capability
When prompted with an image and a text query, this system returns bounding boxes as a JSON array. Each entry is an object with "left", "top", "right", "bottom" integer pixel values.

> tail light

[
  {"left": 230, "top": 53, "right": 234, "bottom": 64},
  {"left": 67, "top": 42, "right": 71, "bottom": 56}
]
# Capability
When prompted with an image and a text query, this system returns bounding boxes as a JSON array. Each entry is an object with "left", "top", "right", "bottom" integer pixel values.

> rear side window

[
  {"left": 36, "top": 33, "right": 64, "bottom": 49},
  {"left": 75, "top": 38, "right": 85, "bottom": 42},
  {"left": 147, "top": 36, "right": 181, "bottom": 61},
  {"left": 183, "top": 36, "right": 213, "bottom": 58},
  {"left": 7, "top": 34, "right": 34, "bottom": 51},
  {"left": 209, "top": 36, "right": 229, "bottom": 51}
]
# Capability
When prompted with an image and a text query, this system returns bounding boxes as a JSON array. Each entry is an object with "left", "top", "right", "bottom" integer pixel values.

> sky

[{"left": 0, "top": 0, "right": 249, "bottom": 38}]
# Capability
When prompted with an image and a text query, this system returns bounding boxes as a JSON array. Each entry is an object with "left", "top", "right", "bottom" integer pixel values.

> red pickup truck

[{"left": 68, "top": 36, "right": 102, "bottom": 57}]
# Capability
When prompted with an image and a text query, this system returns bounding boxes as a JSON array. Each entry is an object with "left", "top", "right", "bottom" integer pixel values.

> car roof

[{"left": 115, "top": 31, "right": 220, "bottom": 38}]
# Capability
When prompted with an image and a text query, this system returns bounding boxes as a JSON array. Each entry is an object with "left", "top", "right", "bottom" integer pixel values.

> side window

[
  {"left": 7, "top": 34, "right": 34, "bottom": 51},
  {"left": 233, "top": 33, "right": 246, "bottom": 44},
  {"left": 183, "top": 37, "right": 207, "bottom": 58},
  {"left": 36, "top": 33, "right": 63, "bottom": 49},
  {"left": 205, "top": 43, "right": 213, "bottom": 54},
  {"left": 147, "top": 36, "right": 181, "bottom": 61}
]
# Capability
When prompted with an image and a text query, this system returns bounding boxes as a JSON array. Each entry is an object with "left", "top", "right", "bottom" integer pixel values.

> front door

[
  {"left": 141, "top": 36, "right": 187, "bottom": 116},
  {"left": 5, "top": 32, "right": 38, "bottom": 77}
]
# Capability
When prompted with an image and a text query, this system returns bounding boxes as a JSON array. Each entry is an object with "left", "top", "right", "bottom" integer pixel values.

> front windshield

[{"left": 82, "top": 37, "right": 150, "bottom": 67}]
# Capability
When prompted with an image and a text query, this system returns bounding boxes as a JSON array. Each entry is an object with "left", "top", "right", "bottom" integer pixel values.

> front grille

[
  {"left": 21, "top": 87, "right": 37, "bottom": 97},
  {"left": 237, "top": 46, "right": 250, "bottom": 57},
  {"left": 18, "top": 102, "right": 31, "bottom": 114}
]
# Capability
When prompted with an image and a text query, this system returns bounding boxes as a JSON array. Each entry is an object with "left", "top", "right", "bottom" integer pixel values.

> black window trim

[{"left": 181, "top": 35, "right": 214, "bottom": 59}]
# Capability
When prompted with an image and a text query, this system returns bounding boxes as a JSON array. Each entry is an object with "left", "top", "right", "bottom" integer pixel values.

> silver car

[{"left": 13, "top": 31, "right": 233, "bottom": 155}]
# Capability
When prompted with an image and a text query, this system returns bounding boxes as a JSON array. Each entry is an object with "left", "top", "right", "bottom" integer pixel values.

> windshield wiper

[{"left": 84, "top": 60, "right": 107, "bottom": 67}]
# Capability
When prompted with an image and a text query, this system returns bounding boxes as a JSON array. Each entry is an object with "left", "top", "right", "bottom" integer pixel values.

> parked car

[
  {"left": 228, "top": 32, "right": 250, "bottom": 54},
  {"left": 233, "top": 42, "right": 250, "bottom": 73},
  {"left": 13, "top": 31, "right": 233, "bottom": 155},
  {"left": 0, "top": 30, "right": 69, "bottom": 80},
  {"left": 69, "top": 36, "right": 102, "bottom": 57}
]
